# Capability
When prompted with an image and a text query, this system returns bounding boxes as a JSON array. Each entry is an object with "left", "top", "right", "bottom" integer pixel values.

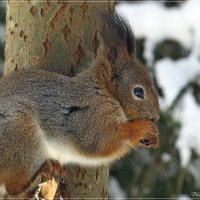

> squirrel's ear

[
  {"left": 96, "top": 32, "right": 118, "bottom": 65},
  {"left": 97, "top": 12, "right": 135, "bottom": 64}
]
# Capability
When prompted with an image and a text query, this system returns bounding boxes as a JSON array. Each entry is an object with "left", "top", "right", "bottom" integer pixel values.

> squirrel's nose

[
  {"left": 150, "top": 114, "right": 160, "bottom": 123},
  {"left": 150, "top": 118, "right": 156, "bottom": 123}
]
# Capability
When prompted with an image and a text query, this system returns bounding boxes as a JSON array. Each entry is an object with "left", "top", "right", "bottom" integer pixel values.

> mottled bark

[{"left": 4, "top": 1, "right": 114, "bottom": 199}]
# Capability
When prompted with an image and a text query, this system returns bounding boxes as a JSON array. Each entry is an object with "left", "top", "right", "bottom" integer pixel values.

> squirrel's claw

[{"left": 140, "top": 135, "right": 159, "bottom": 148}]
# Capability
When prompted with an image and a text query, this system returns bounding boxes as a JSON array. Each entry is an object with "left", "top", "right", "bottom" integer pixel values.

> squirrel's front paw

[
  {"left": 139, "top": 123, "right": 159, "bottom": 148},
  {"left": 119, "top": 119, "right": 159, "bottom": 149},
  {"left": 134, "top": 119, "right": 159, "bottom": 148}
]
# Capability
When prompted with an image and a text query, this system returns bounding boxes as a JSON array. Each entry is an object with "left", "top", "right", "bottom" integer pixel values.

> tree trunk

[{"left": 4, "top": 1, "right": 114, "bottom": 199}]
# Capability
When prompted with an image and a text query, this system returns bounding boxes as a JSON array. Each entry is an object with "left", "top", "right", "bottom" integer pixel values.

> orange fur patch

[{"left": 97, "top": 119, "right": 159, "bottom": 158}]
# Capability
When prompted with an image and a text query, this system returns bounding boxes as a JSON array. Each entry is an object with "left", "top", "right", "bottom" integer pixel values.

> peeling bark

[{"left": 4, "top": 0, "right": 114, "bottom": 199}]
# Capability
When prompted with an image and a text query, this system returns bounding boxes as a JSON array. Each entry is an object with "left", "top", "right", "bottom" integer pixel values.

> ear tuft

[{"left": 100, "top": 11, "right": 135, "bottom": 56}]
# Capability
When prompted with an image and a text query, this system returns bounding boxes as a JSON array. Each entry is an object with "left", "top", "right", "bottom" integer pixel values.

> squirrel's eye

[{"left": 134, "top": 87, "right": 144, "bottom": 99}]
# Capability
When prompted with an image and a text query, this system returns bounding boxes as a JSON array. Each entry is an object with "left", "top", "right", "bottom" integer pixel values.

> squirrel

[{"left": 0, "top": 12, "right": 159, "bottom": 196}]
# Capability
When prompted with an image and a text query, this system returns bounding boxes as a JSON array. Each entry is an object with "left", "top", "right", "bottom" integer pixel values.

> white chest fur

[{"left": 43, "top": 137, "right": 114, "bottom": 167}]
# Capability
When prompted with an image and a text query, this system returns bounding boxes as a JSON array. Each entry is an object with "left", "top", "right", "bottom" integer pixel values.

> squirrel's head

[{"left": 93, "top": 12, "right": 160, "bottom": 123}]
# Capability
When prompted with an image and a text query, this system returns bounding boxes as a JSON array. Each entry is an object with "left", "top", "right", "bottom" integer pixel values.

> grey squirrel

[{"left": 0, "top": 12, "right": 159, "bottom": 196}]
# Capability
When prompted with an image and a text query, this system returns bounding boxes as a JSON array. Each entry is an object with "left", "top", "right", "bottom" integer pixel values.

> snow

[
  {"left": 109, "top": 176, "right": 126, "bottom": 199},
  {"left": 176, "top": 92, "right": 200, "bottom": 167},
  {"left": 155, "top": 55, "right": 200, "bottom": 108},
  {"left": 116, "top": 0, "right": 200, "bottom": 167},
  {"left": 177, "top": 194, "right": 191, "bottom": 200},
  {"left": 161, "top": 152, "right": 171, "bottom": 162},
  {"left": 116, "top": 1, "right": 197, "bottom": 66},
  {"left": 116, "top": 2, "right": 193, "bottom": 48}
]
